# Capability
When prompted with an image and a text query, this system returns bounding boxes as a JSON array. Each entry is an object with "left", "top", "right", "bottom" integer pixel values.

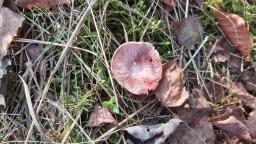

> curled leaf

[
  {"left": 124, "top": 119, "right": 183, "bottom": 144},
  {"left": 214, "top": 5, "right": 253, "bottom": 61},
  {"left": 155, "top": 60, "right": 189, "bottom": 107},
  {"left": 173, "top": 16, "right": 203, "bottom": 49},
  {"left": 169, "top": 121, "right": 216, "bottom": 144},
  {"left": 16, "top": 0, "right": 70, "bottom": 9},
  {"left": 86, "top": 104, "right": 117, "bottom": 127},
  {"left": 229, "top": 82, "right": 256, "bottom": 109},
  {"left": 0, "top": 6, "right": 24, "bottom": 60},
  {"left": 211, "top": 116, "right": 252, "bottom": 141}
]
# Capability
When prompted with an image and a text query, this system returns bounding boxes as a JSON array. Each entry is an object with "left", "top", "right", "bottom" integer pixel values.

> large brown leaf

[
  {"left": 209, "top": 105, "right": 251, "bottom": 141},
  {"left": 211, "top": 116, "right": 252, "bottom": 141},
  {"left": 0, "top": 6, "right": 24, "bottom": 60},
  {"left": 155, "top": 60, "right": 189, "bottom": 107},
  {"left": 16, "top": 0, "right": 70, "bottom": 9},
  {"left": 214, "top": 5, "right": 253, "bottom": 61}
]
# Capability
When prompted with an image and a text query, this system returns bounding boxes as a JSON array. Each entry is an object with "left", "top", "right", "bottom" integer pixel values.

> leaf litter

[
  {"left": 208, "top": 37, "right": 243, "bottom": 69},
  {"left": 229, "top": 82, "right": 256, "bottom": 109},
  {"left": 0, "top": 3, "right": 24, "bottom": 59},
  {"left": 239, "top": 70, "right": 256, "bottom": 93},
  {"left": 86, "top": 104, "right": 118, "bottom": 127},
  {"left": 154, "top": 60, "right": 189, "bottom": 107},
  {"left": 169, "top": 121, "right": 216, "bottom": 144},
  {"left": 16, "top": 0, "right": 70, "bottom": 9},
  {"left": 246, "top": 110, "right": 256, "bottom": 138}
]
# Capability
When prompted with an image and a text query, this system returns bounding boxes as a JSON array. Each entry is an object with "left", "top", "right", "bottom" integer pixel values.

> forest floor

[{"left": 1, "top": 0, "right": 256, "bottom": 143}]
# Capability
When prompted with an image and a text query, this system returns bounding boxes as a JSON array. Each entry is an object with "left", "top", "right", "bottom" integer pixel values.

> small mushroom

[{"left": 111, "top": 42, "right": 162, "bottom": 95}]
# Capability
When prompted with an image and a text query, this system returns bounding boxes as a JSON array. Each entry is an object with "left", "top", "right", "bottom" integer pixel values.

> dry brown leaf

[
  {"left": 173, "top": 88, "right": 212, "bottom": 125},
  {"left": 173, "top": 16, "right": 203, "bottom": 49},
  {"left": 16, "top": 0, "right": 70, "bottom": 9},
  {"left": 205, "top": 77, "right": 225, "bottom": 102},
  {"left": 246, "top": 110, "right": 256, "bottom": 138},
  {"left": 190, "top": 88, "right": 210, "bottom": 109},
  {"left": 155, "top": 60, "right": 189, "bottom": 107},
  {"left": 208, "top": 37, "right": 243, "bottom": 69},
  {"left": 239, "top": 70, "right": 256, "bottom": 93},
  {"left": 195, "top": 0, "right": 204, "bottom": 9},
  {"left": 175, "top": 107, "right": 212, "bottom": 125},
  {"left": 212, "top": 52, "right": 229, "bottom": 63},
  {"left": 211, "top": 116, "right": 252, "bottom": 141},
  {"left": 247, "top": 0, "right": 256, "bottom": 4},
  {"left": 26, "top": 44, "right": 42, "bottom": 61},
  {"left": 229, "top": 50, "right": 243, "bottom": 69},
  {"left": 209, "top": 37, "right": 231, "bottom": 63},
  {"left": 86, "top": 104, "right": 117, "bottom": 127},
  {"left": 214, "top": 5, "right": 253, "bottom": 61},
  {"left": 0, "top": 6, "right": 24, "bottom": 60},
  {"left": 162, "top": 0, "right": 176, "bottom": 12},
  {"left": 169, "top": 121, "right": 216, "bottom": 144},
  {"left": 229, "top": 82, "right": 256, "bottom": 109}
]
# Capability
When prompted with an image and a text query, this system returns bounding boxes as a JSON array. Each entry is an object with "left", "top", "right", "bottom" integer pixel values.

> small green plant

[
  {"left": 103, "top": 97, "right": 120, "bottom": 114},
  {"left": 63, "top": 90, "right": 95, "bottom": 114}
]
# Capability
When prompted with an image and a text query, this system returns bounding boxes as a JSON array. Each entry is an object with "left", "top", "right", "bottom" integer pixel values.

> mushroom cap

[{"left": 111, "top": 42, "right": 162, "bottom": 95}]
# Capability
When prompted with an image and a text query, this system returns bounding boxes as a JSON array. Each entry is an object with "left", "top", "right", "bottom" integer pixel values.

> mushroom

[{"left": 111, "top": 42, "right": 162, "bottom": 95}]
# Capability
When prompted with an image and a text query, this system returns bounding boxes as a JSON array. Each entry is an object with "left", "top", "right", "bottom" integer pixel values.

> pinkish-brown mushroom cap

[{"left": 111, "top": 42, "right": 162, "bottom": 95}]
